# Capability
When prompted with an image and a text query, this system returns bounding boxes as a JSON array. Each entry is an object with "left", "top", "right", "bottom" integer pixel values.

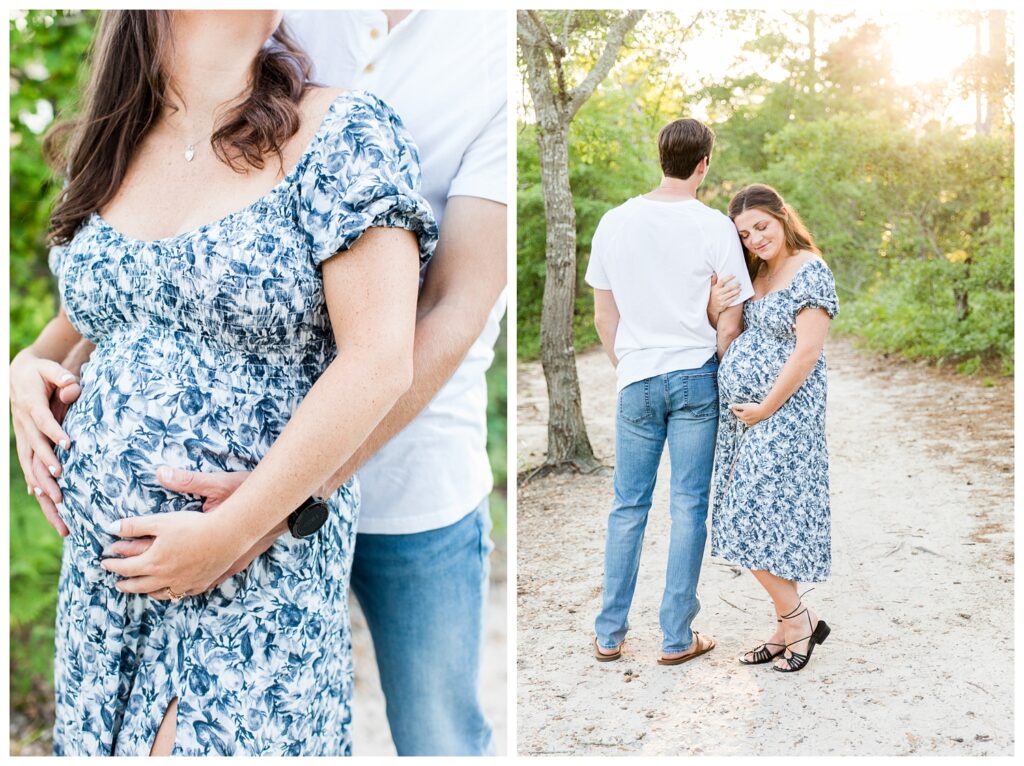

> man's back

[{"left": 585, "top": 196, "right": 751, "bottom": 391}]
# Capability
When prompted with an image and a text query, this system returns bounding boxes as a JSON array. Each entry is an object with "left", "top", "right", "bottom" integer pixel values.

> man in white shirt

[
  {"left": 34, "top": 9, "right": 506, "bottom": 757},
  {"left": 279, "top": 11, "right": 506, "bottom": 754},
  {"left": 585, "top": 119, "right": 752, "bottom": 665}
]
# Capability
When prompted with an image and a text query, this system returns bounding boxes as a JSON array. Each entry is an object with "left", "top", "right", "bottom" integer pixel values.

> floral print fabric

[
  {"left": 48, "top": 90, "right": 437, "bottom": 756},
  {"left": 710, "top": 258, "right": 839, "bottom": 583}
]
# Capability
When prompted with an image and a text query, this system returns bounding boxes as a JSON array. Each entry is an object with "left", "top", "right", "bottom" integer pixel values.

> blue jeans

[
  {"left": 350, "top": 499, "right": 494, "bottom": 756},
  {"left": 595, "top": 357, "right": 719, "bottom": 654}
]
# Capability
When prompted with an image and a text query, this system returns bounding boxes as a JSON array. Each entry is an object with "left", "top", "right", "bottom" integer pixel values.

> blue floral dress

[
  {"left": 711, "top": 258, "right": 839, "bottom": 583},
  {"left": 47, "top": 91, "right": 437, "bottom": 756}
]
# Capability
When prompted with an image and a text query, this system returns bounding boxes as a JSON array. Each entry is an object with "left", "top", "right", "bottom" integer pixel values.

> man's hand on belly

[{"left": 101, "top": 466, "right": 289, "bottom": 594}]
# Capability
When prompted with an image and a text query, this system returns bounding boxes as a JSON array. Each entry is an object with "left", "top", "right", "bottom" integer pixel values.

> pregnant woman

[
  {"left": 708, "top": 184, "right": 838, "bottom": 673},
  {"left": 9, "top": 11, "right": 435, "bottom": 755}
]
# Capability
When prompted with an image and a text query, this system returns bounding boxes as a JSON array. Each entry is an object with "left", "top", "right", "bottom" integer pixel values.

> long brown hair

[
  {"left": 44, "top": 11, "right": 312, "bottom": 245},
  {"left": 727, "top": 184, "right": 821, "bottom": 281}
]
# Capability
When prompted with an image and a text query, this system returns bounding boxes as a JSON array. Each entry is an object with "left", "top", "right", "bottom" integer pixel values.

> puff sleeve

[
  {"left": 790, "top": 259, "right": 839, "bottom": 319},
  {"left": 297, "top": 91, "right": 438, "bottom": 267},
  {"left": 48, "top": 244, "right": 66, "bottom": 278}
]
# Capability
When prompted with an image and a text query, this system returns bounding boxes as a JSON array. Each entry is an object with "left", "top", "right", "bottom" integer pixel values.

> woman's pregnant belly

[
  {"left": 717, "top": 331, "right": 791, "bottom": 405},
  {"left": 55, "top": 346, "right": 303, "bottom": 549}
]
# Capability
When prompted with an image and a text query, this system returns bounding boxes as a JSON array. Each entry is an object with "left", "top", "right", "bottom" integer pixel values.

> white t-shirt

[
  {"left": 584, "top": 197, "right": 754, "bottom": 392},
  {"left": 285, "top": 10, "right": 507, "bottom": 534}
]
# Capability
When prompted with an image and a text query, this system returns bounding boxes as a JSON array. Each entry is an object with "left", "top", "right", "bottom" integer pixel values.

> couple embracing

[
  {"left": 10, "top": 9, "right": 503, "bottom": 756},
  {"left": 587, "top": 118, "right": 838, "bottom": 673}
]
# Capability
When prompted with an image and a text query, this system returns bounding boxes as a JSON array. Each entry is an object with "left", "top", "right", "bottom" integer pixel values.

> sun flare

[{"left": 885, "top": 12, "right": 980, "bottom": 87}]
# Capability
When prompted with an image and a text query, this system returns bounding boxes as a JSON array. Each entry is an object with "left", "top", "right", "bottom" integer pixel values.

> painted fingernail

[
  {"left": 48, "top": 465, "right": 58, "bottom": 476},
  {"left": 100, "top": 544, "right": 116, "bottom": 557},
  {"left": 28, "top": 485, "right": 33, "bottom": 495},
  {"left": 101, "top": 519, "right": 122, "bottom": 536},
  {"left": 59, "top": 440, "right": 69, "bottom": 450},
  {"left": 59, "top": 373, "right": 75, "bottom": 384},
  {"left": 34, "top": 487, "right": 43, "bottom": 497}
]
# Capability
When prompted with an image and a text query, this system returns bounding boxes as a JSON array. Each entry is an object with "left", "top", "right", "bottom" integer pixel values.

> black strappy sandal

[
  {"left": 738, "top": 618, "right": 785, "bottom": 665},
  {"left": 774, "top": 600, "right": 830, "bottom": 673}
]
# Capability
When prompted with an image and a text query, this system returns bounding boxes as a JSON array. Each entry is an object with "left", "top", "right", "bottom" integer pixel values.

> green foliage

[
  {"left": 834, "top": 259, "right": 1014, "bottom": 368},
  {"left": 10, "top": 10, "right": 98, "bottom": 358},
  {"left": 9, "top": 441, "right": 64, "bottom": 716},
  {"left": 518, "top": 11, "right": 1014, "bottom": 373},
  {"left": 486, "top": 320, "right": 508, "bottom": 540},
  {"left": 9, "top": 9, "right": 98, "bottom": 720}
]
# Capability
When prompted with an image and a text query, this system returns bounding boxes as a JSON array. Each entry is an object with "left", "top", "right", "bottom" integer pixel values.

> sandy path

[{"left": 516, "top": 338, "right": 1013, "bottom": 756}]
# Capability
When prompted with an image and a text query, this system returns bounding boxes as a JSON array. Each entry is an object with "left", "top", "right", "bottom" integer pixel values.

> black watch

[{"left": 287, "top": 497, "right": 330, "bottom": 539}]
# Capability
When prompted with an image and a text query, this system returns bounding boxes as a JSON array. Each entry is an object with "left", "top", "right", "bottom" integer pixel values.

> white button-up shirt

[{"left": 285, "top": 10, "right": 507, "bottom": 534}]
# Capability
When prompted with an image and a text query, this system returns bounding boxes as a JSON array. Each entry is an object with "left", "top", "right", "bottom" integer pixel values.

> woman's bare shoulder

[
  {"left": 794, "top": 249, "right": 823, "bottom": 265},
  {"left": 299, "top": 86, "right": 349, "bottom": 124}
]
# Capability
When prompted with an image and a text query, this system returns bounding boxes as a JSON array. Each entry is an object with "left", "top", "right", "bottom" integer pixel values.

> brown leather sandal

[
  {"left": 657, "top": 631, "right": 716, "bottom": 665},
  {"left": 593, "top": 636, "right": 623, "bottom": 662}
]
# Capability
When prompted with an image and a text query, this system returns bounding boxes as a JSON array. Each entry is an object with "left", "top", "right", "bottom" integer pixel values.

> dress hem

[{"left": 709, "top": 549, "right": 830, "bottom": 584}]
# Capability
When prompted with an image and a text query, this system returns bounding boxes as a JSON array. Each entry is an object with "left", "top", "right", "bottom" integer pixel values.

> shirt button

[
  {"left": 370, "top": 28, "right": 381, "bottom": 39},
  {"left": 364, "top": 62, "right": 375, "bottom": 73}
]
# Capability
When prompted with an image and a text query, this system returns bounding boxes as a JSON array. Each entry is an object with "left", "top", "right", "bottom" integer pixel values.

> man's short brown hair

[{"left": 658, "top": 118, "right": 715, "bottom": 180}]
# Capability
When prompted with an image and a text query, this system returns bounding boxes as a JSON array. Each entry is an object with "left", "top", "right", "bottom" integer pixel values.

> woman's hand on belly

[
  {"left": 729, "top": 401, "right": 771, "bottom": 427},
  {"left": 10, "top": 349, "right": 82, "bottom": 534},
  {"left": 100, "top": 465, "right": 290, "bottom": 596},
  {"left": 100, "top": 507, "right": 257, "bottom": 598}
]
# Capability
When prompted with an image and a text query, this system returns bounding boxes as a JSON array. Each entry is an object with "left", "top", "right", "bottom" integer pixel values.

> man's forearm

[
  {"left": 716, "top": 327, "right": 739, "bottom": 361},
  {"left": 61, "top": 338, "right": 96, "bottom": 375},
  {"left": 595, "top": 319, "right": 619, "bottom": 367},
  {"left": 318, "top": 298, "right": 496, "bottom": 496},
  {"left": 715, "top": 305, "right": 744, "bottom": 360},
  {"left": 317, "top": 195, "right": 506, "bottom": 497}
]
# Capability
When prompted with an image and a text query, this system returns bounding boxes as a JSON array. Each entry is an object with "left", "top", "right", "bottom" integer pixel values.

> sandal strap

[
  {"left": 778, "top": 588, "right": 816, "bottom": 619},
  {"left": 781, "top": 651, "right": 808, "bottom": 670},
  {"left": 778, "top": 602, "right": 807, "bottom": 621},
  {"left": 776, "top": 591, "right": 821, "bottom": 671}
]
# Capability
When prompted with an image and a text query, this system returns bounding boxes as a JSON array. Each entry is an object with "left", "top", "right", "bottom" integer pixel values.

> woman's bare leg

[
  {"left": 750, "top": 569, "right": 819, "bottom": 669},
  {"left": 149, "top": 697, "right": 178, "bottom": 756},
  {"left": 739, "top": 569, "right": 795, "bottom": 662}
]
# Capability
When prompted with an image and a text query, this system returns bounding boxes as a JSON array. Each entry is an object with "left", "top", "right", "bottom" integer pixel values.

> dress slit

[{"left": 149, "top": 696, "right": 179, "bottom": 756}]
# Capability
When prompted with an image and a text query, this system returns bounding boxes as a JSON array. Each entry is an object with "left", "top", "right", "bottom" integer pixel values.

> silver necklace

[
  {"left": 182, "top": 127, "right": 214, "bottom": 163},
  {"left": 183, "top": 132, "right": 210, "bottom": 162}
]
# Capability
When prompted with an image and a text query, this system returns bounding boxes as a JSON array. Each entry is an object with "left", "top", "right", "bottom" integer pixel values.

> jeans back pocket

[
  {"left": 685, "top": 372, "right": 719, "bottom": 418},
  {"left": 618, "top": 379, "right": 653, "bottom": 424}
]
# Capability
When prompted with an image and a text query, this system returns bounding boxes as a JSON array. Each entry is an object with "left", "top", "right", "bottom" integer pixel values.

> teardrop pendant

[{"left": 184, "top": 145, "right": 195, "bottom": 162}]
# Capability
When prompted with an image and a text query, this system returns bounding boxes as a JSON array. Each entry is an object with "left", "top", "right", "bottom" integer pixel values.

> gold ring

[{"left": 166, "top": 587, "right": 185, "bottom": 602}]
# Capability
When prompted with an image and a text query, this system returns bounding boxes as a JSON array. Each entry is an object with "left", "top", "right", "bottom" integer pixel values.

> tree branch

[
  {"left": 566, "top": 10, "right": 645, "bottom": 120},
  {"left": 518, "top": 11, "right": 561, "bottom": 122}
]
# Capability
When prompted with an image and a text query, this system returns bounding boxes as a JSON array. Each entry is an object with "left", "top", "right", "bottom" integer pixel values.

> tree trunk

[
  {"left": 536, "top": 124, "right": 599, "bottom": 470},
  {"left": 517, "top": 9, "right": 643, "bottom": 474}
]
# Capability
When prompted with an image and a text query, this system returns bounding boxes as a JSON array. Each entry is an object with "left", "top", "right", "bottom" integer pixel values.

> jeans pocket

[
  {"left": 618, "top": 379, "right": 653, "bottom": 424},
  {"left": 686, "top": 373, "right": 719, "bottom": 418}
]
